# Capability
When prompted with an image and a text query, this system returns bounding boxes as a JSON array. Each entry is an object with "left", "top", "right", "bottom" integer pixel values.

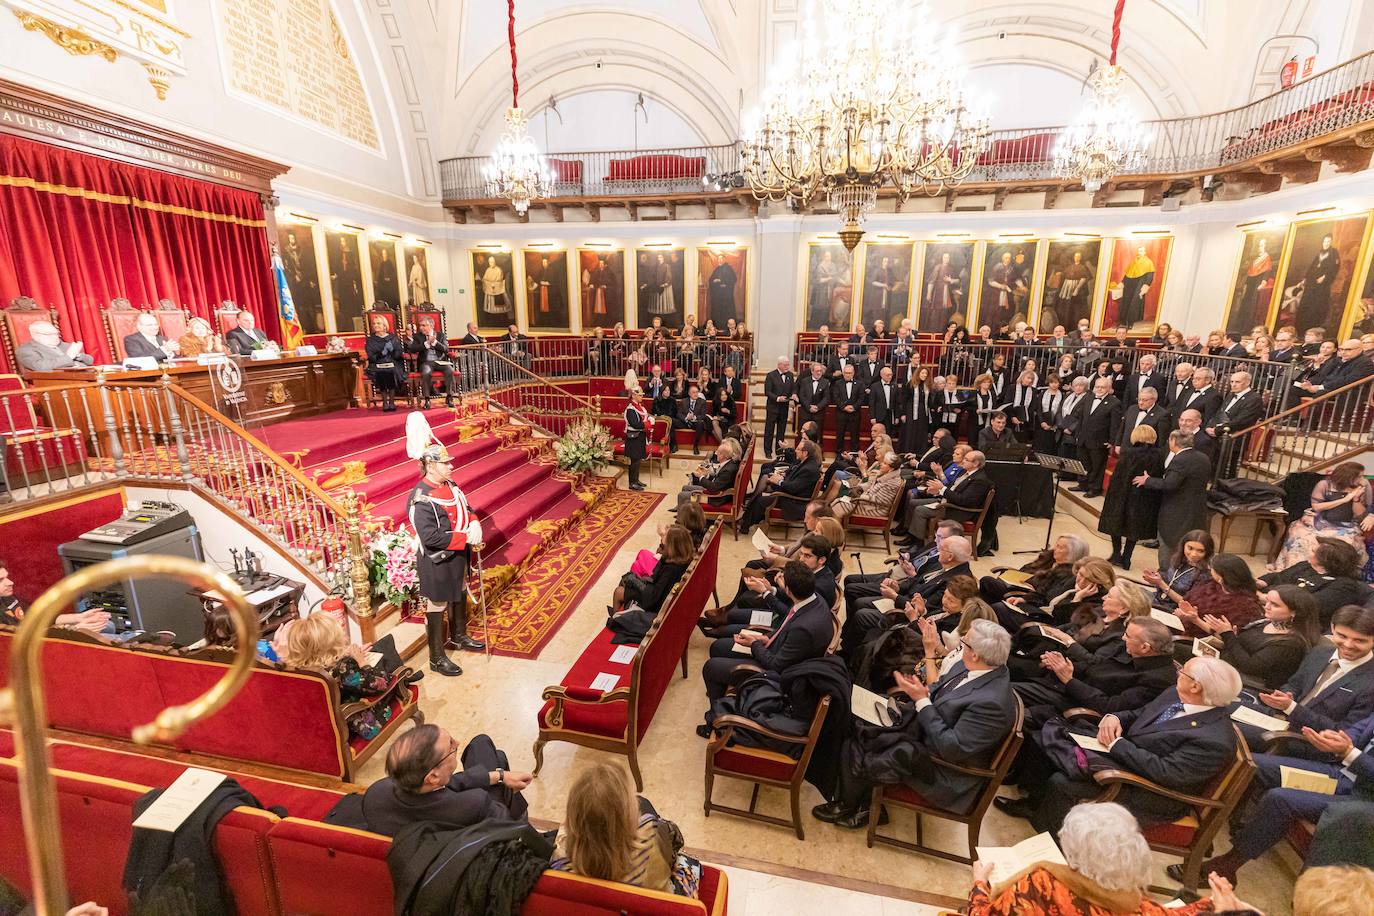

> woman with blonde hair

[
  {"left": 177, "top": 316, "right": 224, "bottom": 358},
  {"left": 551, "top": 761, "right": 699, "bottom": 897},
  {"left": 283, "top": 613, "right": 403, "bottom": 740},
  {"left": 1098, "top": 423, "right": 1165, "bottom": 569},
  {"left": 813, "top": 516, "right": 846, "bottom": 576}
]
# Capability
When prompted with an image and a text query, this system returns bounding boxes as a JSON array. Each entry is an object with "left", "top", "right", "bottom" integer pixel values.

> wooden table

[{"left": 29, "top": 352, "right": 359, "bottom": 427}]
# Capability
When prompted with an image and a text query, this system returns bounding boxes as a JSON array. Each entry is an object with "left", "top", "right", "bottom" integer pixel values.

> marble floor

[{"left": 359, "top": 456, "right": 1300, "bottom": 915}]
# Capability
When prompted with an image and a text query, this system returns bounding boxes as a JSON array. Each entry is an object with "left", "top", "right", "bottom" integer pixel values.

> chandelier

[
  {"left": 740, "top": 0, "right": 989, "bottom": 250},
  {"left": 1053, "top": 0, "right": 1148, "bottom": 192},
  {"left": 484, "top": 0, "right": 550, "bottom": 214}
]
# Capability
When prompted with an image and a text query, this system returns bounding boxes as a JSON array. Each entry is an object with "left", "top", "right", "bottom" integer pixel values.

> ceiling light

[{"left": 483, "top": 0, "right": 550, "bottom": 214}]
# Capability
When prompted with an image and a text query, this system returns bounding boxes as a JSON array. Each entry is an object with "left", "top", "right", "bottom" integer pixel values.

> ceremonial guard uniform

[
  {"left": 408, "top": 444, "right": 485, "bottom": 675},
  {"left": 624, "top": 392, "right": 650, "bottom": 491}
]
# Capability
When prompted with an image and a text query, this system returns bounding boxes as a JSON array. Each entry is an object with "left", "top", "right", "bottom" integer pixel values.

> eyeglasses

[
  {"left": 429, "top": 737, "right": 459, "bottom": 772},
  {"left": 1178, "top": 669, "right": 1200, "bottom": 685}
]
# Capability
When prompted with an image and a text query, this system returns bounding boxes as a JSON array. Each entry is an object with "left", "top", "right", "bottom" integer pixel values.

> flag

[{"left": 273, "top": 254, "right": 305, "bottom": 349}]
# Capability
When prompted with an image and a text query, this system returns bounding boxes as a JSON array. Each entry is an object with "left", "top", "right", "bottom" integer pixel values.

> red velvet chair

[
  {"left": 101, "top": 298, "right": 148, "bottom": 362},
  {"left": 607, "top": 412, "right": 673, "bottom": 478},
  {"left": 0, "top": 296, "right": 61, "bottom": 375},
  {"left": 154, "top": 298, "right": 191, "bottom": 344},
  {"left": 215, "top": 300, "right": 244, "bottom": 334},
  {"left": 698, "top": 436, "right": 754, "bottom": 538},
  {"left": 535, "top": 524, "right": 722, "bottom": 790}
]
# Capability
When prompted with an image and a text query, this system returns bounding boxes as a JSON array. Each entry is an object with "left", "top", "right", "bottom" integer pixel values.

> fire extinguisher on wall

[
  {"left": 1281, "top": 56, "right": 1299, "bottom": 88},
  {"left": 312, "top": 590, "right": 349, "bottom": 629}
]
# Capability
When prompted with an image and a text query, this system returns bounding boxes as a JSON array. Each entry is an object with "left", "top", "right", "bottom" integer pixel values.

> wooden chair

[
  {"left": 845, "top": 487, "right": 903, "bottom": 554},
  {"left": 704, "top": 695, "right": 831, "bottom": 840},
  {"left": 154, "top": 298, "right": 191, "bottom": 343},
  {"left": 214, "top": 300, "right": 243, "bottom": 334},
  {"left": 360, "top": 303, "right": 409, "bottom": 409},
  {"left": 765, "top": 475, "right": 824, "bottom": 538},
  {"left": 866, "top": 694, "right": 1024, "bottom": 863},
  {"left": 101, "top": 298, "right": 147, "bottom": 362},
  {"left": 1068, "top": 711, "right": 1256, "bottom": 891},
  {"left": 0, "top": 297, "right": 60, "bottom": 375},
  {"left": 923, "top": 487, "right": 997, "bottom": 553},
  {"left": 697, "top": 442, "right": 754, "bottom": 538},
  {"left": 405, "top": 301, "right": 445, "bottom": 337}
]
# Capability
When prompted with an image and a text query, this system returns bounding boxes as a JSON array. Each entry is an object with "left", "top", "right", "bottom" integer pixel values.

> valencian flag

[{"left": 272, "top": 253, "right": 305, "bottom": 349}]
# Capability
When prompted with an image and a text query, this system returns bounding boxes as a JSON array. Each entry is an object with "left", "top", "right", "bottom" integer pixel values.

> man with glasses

[
  {"left": 1300, "top": 338, "right": 1374, "bottom": 395},
  {"left": 361, "top": 724, "right": 531, "bottom": 836}
]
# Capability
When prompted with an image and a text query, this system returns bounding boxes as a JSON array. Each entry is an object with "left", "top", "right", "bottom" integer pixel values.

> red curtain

[{"left": 0, "top": 134, "right": 278, "bottom": 370}]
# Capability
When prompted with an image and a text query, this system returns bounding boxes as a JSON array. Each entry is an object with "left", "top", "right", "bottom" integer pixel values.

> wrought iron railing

[
  {"left": 441, "top": 50, "right": 1374, "bottom": 200},
  {"left": 444, "top": 334, "right": 753, "bottom": 385},
  {"left": 1216, "top": 372, "right": 1374, "bottom": 482}
]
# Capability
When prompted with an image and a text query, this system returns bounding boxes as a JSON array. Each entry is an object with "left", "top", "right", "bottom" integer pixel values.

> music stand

[{"left": 1029, "top": 453, "right": 1087, "bottom": 551}]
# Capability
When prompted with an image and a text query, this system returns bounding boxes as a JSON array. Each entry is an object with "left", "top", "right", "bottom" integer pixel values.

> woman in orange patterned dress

[{"left": 965, "top": 803, "right": 1259, "bottom": 915}]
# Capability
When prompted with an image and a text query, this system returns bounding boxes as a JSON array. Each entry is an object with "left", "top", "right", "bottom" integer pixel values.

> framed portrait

[
  {"left": 278, "top": 224, "right": 325, "bottom": 335},
  {"left": 979, "top": 240, "right": 1040, "bottom": 332},
  {"left": 367, "top": 238, "right": 401, "bottom": 308},
  {"left": 522, "top": 250, "right": 571, "bottom": 331},
  {"left": 403, "top": 246, "right": 431, "bottom": 307},
  {"left": 915, "top": 242, "right": 974, "bottom": 333},
  {"left": 804, "top": 242, "right": 855, "bottom": 332},
  {"left": 325, "top": 230, "right": 366, "bottom": 334},
  {"left": 697, "top": 247, "right": 747, "bottom": 330},
  {"left": 1099, "top": 237, "right": 1172, "bottom": 335},
  {"left": 1347, "top": 247, "right": 1374, "bottom": 339},
  {"left": 1223, "top": 227, "right": 1287, "bottom": 335},
  {"left": 1039, "top": 240, "right": 1102, "bottom": 333},
  {"left": 635, "top": 248, "right": 686, "bottom": 329},
  {"left": 471, "top": 250, "right": 516, "bottom": 329},
  {"left": 858, "top": 242, "right": 914, "bottom": 332},
  {"left": 1275, "top": 214, "right": 1372, "bottom": 335},
  {"left": 578, "top": 249, "right": 626, "bottom": 328}
]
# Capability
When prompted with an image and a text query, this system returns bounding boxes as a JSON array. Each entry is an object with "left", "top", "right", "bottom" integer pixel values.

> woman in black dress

[
  {"left": 364, "top": 314, "right": 407, "bottom": 412},
  {"left": 623, "top": 389, "right": 650, "bottom": 491},
  {"left": 1031, "top": 375, "right": 1064, "bottom": 454},
  {"left": 1098, "top": 424, "right": 1165, "bottom": 569},
  {"left": 706, "top": 387, "right": 737, "bottom": 444},
  {"left": 899, "top": 365, "right": 933, "bottom": 454},
  {"left": 1199, "top": 583, "right": 1320, "bottom": 690}
]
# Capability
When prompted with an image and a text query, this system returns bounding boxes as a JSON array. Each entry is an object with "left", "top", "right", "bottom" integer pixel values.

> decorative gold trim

[
  {"left": 101, "top": 0, "right": 192, "bottom": 38},
  {"left": 13, "top": 10, "right": 118, "bottom": 62},
  {"left": 141, "top": 62, "right": 172, "bottom": 101},
  {"left": 0, "top": 174, "right": 267, "bottom": 226}
]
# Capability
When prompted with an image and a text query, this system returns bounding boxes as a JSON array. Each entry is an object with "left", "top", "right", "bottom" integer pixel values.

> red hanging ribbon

[
  {"left": 1110, "top": 0, "right": 1126, "bottom": 66},
  {"left": 507, "top": 0, "right": 519, "bottom": 107}
]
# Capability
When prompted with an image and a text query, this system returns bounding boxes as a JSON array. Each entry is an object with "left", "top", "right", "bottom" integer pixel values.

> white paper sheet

[
  {"left": 609, "top": 645, "right": 637, "bottom": 664},
  {"left": 132, "top": 768, "right": 227, "bottom": 832},
  {"left": 975, "top": 833, "right": 1067, "bottom": 886},
  {"left": 1280, "top": 765, "right": 1339, "bottom": 795},
  {"left": 749, "top": 610, "right": 774, "bottom": 628},
  {"left": 1069, "top": 732, "right": 1111, "bottom": 754},
  {"left": 589, "top": 672, "right": 620, "bottom": 691},
  {"left": 1151, "top": 609, "right": 1186, "bottom": 631},
  {"left": 871, "top": 598, "right": 897, "bottom": 614},
  {"left": 851, "top": 683, "right": 896, "bottom": 727},
  {"left": 1191, "top": 637, "right": 1220, "bottom": 658},
  {"left": 731, "top": 641, "right": 753, "bottom": 654},
  {"left": 751, "top": 529, "right": 777, "bottom": 553},
  {"left": 1230, "top": 705, "right": 1290, "bottom": 732}
]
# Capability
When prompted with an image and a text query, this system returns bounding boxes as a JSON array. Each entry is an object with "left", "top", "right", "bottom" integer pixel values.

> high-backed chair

[
  {"left": 361, "top": 302, "right": 408, "bottom": 408},
  {"left": 866, "top": 694, "right": 1025, "bottom": 863},
  {"left": 215, "top": 300, "right": 243, "bottom": 334},
  {"left": 0, "top": 296, "right": 61, "bottom": 375},
  {"left": 101, "top": 298, "right": 147, "bottom": 362},
  {"left": 154, "top": 298, "right": 191, "bottom": 343},
  {"left": 923, "top": 487, "right": 997, "bottom": 554},
  {"left": 404, "top": 300, "right": 445, "bottom": 337}
]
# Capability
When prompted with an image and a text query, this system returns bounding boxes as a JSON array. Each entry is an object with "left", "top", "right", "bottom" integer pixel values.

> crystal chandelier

[
  {"left": 484, "top": 0, "right": 550, "bottom": 214},
  {"left": 1053, "top": 0, "right": 1148, "bottom": 192},
  {"left": 741, "top": 0, "right": 989, "bottom": 250}
]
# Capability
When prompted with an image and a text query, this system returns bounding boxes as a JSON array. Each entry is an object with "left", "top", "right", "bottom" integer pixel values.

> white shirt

[
  {"left": 915, "top": 666, "right": 993, "bottom": 711},
  {"left": 1285, "top": 651, "right": 1373, "bottom": 712},
  {"left": 1132, "top": 409, "right": 1150, "bottom": 429},
  {"left": 1164, "top": 446, "right": 1192, "bottom": 468},
  {"left": 1224, "top": 389, "right": 1251, "bottom": 411}
]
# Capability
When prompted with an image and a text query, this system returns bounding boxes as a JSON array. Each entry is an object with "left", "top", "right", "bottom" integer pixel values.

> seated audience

[
  {"left": 916, "top": 590, "right": 999, "bottom": 683},
  {"left": 364, "top": 314, "right": 407, "bottom": 412},
  {"left": 980, "top": 534, "right": 1090, "bottom": 609},
  {"left": 677, "top": 501, "right": 707, "bottom": 548},
  {"left": 361, "top": 723, "right": 531, "bottom": 835},
  {"left": 675, "top": 438, "right": 742, "bottom": 510},
  {"left": 551, "top": 761, "right": 699, "bottom": 898},
  {"left": 849, "top": 573, "right": 984, "bottom": 692},
  {"left": 811, "top": 516, "right": 847, "bottom": 577},
  {"left": 1141, "top": 529, "right": 1215, "bottom": 611},
  {"left": 608, "top": 525, "right": 694, "bottom": 639},
  {"left": 715, "top": 501, "right": 833, "bottom": 619},
  {"left": 829, "top": 451, "right": 903, "bottom": 522},
  {"left": 999, "top": 656, "right": 1243, "bottom": 834},
  {"left": 736, "top": 440, "right": 822, "bottom": 534},
  {"left": 282, "top": 613, "right": 409, "bottom": 740},
  {"left": 1294, "top": 867, "right": 1374, "bottom": 916},
  {"left": 0, "top": 556, "right": 109, "bottom": 633},
  {"left": 1173, "top": 553, "right": 1264, "bottom": 638},
  {"left": 898, "top": 448, "right": 993, "bottom": 549},
  {"left": 999, "top": 556, "right": 1115, "bottom": 637},
  {"left": 1259, "top": 537, "right": 1366, "bottom": 628},
  {"left": 698, "top": 560, "right": 832, "bottom": 704},
  {"left": 966, "top": 802, "right": 1251, "bottom": 915},
  {"left": 177, "top": 316, "right": 225, "bottom": 359},
  {"left": 701, "top": 533, "right": 835, "bottom": 638},
  {"left": 1274, "top": 461, "right": 1372, "bottom": 571},
  {"left": 16, "top": 320, "right": 93, "bottom": 371},
  {"left": 842, "top": 536, "right": 974, "bottom": 656},
  {"left": 705, "top": 387, "right": 737, "bottom": 444},
  {"left": 823, "top": 421, "right": 891, "bottom": 489},
  {"left": 671, "top": 383, "right": 711, "bottom": 455},
  {"left": 813, "top": 618, "right": 1015, "bottom": 829},
  {"left": 1201, "top": 584, "right": 1321, "bottom": 690},
  {"left": 843, "top": 519, "right": 964, "bottom": 617}
]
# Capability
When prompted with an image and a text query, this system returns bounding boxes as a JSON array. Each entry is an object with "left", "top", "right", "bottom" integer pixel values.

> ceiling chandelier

[
  {"left": 740, "top": 0, "right": 989, "bottom": 251},
  {"left": 1053, "top": 0, "right": 1149, "bottom": 192},
  {"left": 484, "top": 0, "right": 550, "bottom": 214}
]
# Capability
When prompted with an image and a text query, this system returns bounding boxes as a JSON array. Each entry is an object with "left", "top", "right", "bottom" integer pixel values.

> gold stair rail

[
  {"left": 0, "top": 555, "right": 259, "bottom": 915},
  {"left": 452, "top": 343, "right": 603, "bottom": 437}
]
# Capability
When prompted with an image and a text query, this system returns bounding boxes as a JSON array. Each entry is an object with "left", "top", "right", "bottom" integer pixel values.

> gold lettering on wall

[{"left": 215, "top": 0, "right": 381, "bottom": 150}]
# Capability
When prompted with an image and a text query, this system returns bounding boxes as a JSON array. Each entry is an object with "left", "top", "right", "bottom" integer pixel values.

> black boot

[
  {"left": 445, "top": 601, "right": 486, "bottom": 651},
  {"left": 445, "top": 393, "right": 455, "bottom": 408},
  {"left": 426, "top": 612, "right": 462, "bottom": 676}
]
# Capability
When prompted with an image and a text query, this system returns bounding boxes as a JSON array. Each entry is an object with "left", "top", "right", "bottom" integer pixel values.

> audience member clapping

[
  {"left": 701, "top": 533, "right": 835, "bottom": 639},
  {"left": 828, "top": 452, "right": 903, "bottom": 523},
  {"left": 846, "top": 572, "right": 982, "bottom": 691},
  {"left": 1173, "top": 553, "right": 1263, "bottom": 638},
  {"left": 675, "top": 438, "right": 742, "bottom": 510},
  {"left": 1141, "top": 529, "right": 1214, "bottom": 611},
  {"left": 1203, "top": 584, "right": 1321, "bottom": 690},
  {"left": 1258, "top": 536, "right": 1367, "bottom": 628}
]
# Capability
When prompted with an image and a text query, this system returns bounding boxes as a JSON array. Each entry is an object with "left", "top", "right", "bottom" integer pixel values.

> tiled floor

[{"left": 361, "top": 453, "right": 1300, "bottom": 915}]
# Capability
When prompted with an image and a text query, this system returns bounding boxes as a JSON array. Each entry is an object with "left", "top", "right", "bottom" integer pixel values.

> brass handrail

[
  {"left": 450, "top": 343, "right": 603, "bottom": 413},
  {"left": 0, "top": 555, "right": 258, "bottom": 915}
]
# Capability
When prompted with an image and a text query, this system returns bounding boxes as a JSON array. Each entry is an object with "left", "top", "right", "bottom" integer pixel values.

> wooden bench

[
  {"left": 534, "top": 522, "right": 723, "bottom": 789},
  {"left": 0, "top": 627, "right": 420, "bottom": 782}
]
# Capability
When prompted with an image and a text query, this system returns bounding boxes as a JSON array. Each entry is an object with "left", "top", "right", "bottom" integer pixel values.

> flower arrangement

[
  {"left": 553, "top": 415, "right": 614, "bottom": 473},
  {"left": 368, "top": 526, "right": 420, "bottom": 606}
]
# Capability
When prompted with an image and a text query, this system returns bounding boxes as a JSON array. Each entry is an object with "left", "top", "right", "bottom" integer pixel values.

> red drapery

[{"left": 0, "top": 134, "right": 278, "bottom": 370}]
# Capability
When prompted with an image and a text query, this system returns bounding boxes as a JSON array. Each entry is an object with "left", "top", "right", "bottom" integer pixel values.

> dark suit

[
  {"left": 763, "top": 368, "right": 796, "bottom": 455},
  {"left": 795, "top": 374, "right": 831, "bottom": 438},
  {"left": 226, "top": 326, "right": 270, "bottom": 355},
  {"left": 1170, "top": 385, "right": 1223, "bottom": 427},
  {"left": 831, "top": 377, "right": 866, "bottom": 453},
  {"left": 1275, "top": 646, "right": 1374, "bottom": 734},
  {"left": 844, "top": 562, "right": 974, "bottom": 651},
  {"left": 1209, "top": 389, "right": 1266, "bottom": 477},
  {"left": 1075, "top": 394, "right": 1122, "bottom": 494},
  {"left": 702, "top": 593, "right": 832, "bottom": 699},
  {"left": 737, "top": 456, "right": 820, "bottom": 532},
  {"left": 500, "top": 332, "right": 532, "bottom": 368},
  {"left": 868, "top": 380, "right": 902, "bottom": 430},
  {"left": 409, "top": 332, "right": 456, "bottom": 403},
  {"left": 674, "top": 395, "right": 711, "bottom": 449},
  {"left": 1142, "top": 447, "right": 1211, "bottom": 567},
  {"left": 1160, "top": 378, "right": 1194, "bottom": 413},
  {"left": 1118, "top": 405, "right": 1168, "bottom": 447},
  {"left": 1024, "top": 688, "right": 1238, "bottom": 832},
  {"left": 122, "top": 331, "right": 172, "bottom": 362},
  {"left": 904, "top": 468, "right": 993, "bottom": 542},
  {"left": 360, "top": 734, "right": 527, "bottom": 835},
  {"left": 856, "top": 359, "right": 884, "bottom": 392},
  {"left": 686, "top": 457, "right": 740, "bottom": 506},
  {"left": 833, "top": 664, "right": 1017, "bottom": 814},
  {"left": 1221, "top": 343, "right": 1248, "bottom": 358},
  {"left": 1123, "top": 371, "right": 1166, "bottom": 405}
]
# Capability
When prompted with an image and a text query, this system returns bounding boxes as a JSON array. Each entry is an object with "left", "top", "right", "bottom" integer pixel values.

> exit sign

[{"left": 437, "top": 287, "right": 449, "bottom": 294}]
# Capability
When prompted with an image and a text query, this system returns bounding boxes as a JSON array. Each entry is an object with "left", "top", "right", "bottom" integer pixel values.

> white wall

[{"left": 524, "top": 90, "right": 707, "bottom": 152}]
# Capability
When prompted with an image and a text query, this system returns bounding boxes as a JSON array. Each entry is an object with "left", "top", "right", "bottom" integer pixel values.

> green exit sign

[{"left": 437, "top": 287, "right": 449, "bottom": 294}]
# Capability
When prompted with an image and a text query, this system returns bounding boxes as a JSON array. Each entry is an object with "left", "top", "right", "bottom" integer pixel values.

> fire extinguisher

[
  {"left": 1281, "top": 56, "right": 1299, "bottom": 89},
  {"left": 311, "top": 589, "right": 349, "bottom": 629}
]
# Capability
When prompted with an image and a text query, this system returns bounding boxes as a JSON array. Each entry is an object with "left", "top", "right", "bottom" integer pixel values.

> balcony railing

[{"left": 441, "top": 50, "right": 1374, "bottom": 202}]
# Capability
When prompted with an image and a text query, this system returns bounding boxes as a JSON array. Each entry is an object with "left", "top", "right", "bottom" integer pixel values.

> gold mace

[{"left": 0, "top": 555, "right": 260, "bottom": 915}]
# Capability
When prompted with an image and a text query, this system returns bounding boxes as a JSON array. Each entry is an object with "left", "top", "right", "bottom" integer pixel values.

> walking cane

[{"left": 473, "top": 544, "right": 492, "bottom": 657}]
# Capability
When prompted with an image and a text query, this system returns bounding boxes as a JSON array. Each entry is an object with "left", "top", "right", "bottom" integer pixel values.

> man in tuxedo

[
  {"left": 1169, "top": 366, "right": 1222, "bottom": 427},
  {"left": 857, "top": 345, "right": 884, "bottom": 393},
  {"left": 1270, "top": 329, "right": 1300, "bottom": 364},
  {"left": 1300, "top": 339, "right": 1374, "bottom": 396},
  {"left": 795, "top": 361, "right": 831, "bottom": 443},
  {"left": 122, "top": 312, "right": 178, "bottom": 362},
  {"left": 1206, "top": 370, "right": 1266, "bottom": 477},
  {"left": 1123, "top": 353, "right": 1165, "bottom": 405},
  {"left": 831, "top": 364, "right": 866, "bottom": 454},
  {"left": 226, "top": 311, "right": 270, "bottom": 355},
  {"left": 1001, "top": 657, "right": 1243, "bottom": 834},
  {"left": 500, "top": 323, "right": 532, "bottom": 369},
  {"left": 737, "top": 440, "right": 821, "bottom": 534},
  {"left": 457, "top": 321, "right": 486, "bottom": 384},
  {"left": 899, "top": 449, "right": 993, "bottom": 549},
  {"left": 1176, "top": 409, "right": 1216, "bottom": 468},
  {"left": 1072, "top": 376, "right": 1122, "bottom": 497},
  {"left": 814, "top": 619, "right": 1016, "bottom": 829},
  {"left": 1118, "top": 386, "right": 1167, "bottom": 450},
  {"left": 672, "top": 383, "right": 711, "bottom": 455},
  {"left": 1160, "top": 361, "right": 1195, "bottom": 414},
  {"left": 409, "top": 317, "right": 456, "bottom": 407},
  {"left": 842, "top": 535, "right": 974, "bottom": 653},
  {"left": 1135, "top": 429, "right": 1213, "bottom": 569},
  {"left": 762, "top": 356, "right": 796, "bottom": 459},
  {"left": 699, "top": 560, "right": 833, "bottom": 703},
  {"left": 1219, "top": 330, "right": 1248, "bottom": 358},
  {"left": 905, "top": 428, "right": 956, "bottom": 482},
  {"left": 1181, "top": 709, "right": 1374, "bottom": 887},
  {"left": 868, "top": 365, "right": 902, "bottom": 434},
  {"left": 826, "top": 341, "right": 854, "bottom": 380}
]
